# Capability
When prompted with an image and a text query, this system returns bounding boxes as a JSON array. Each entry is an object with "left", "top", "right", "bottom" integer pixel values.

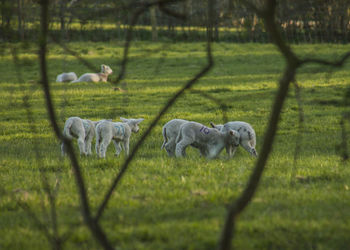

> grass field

[{"left": 1, "top": 41, "right": 350, "bottom": 250}]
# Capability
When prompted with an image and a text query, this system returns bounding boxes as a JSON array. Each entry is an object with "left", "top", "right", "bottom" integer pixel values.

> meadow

[{"left": 0, "top": 41, "right": 350, "bottom": 249}]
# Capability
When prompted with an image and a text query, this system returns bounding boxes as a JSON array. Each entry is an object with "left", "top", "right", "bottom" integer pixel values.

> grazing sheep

[
  {"left": 210, "top": 121, "right": 258, "bottom": 157},
  {"left": 175, "top": 121, "right": 240, "bottom": 159},
  {"left": 71, "top": 64, "right": 113, "bottom": 83},
  {"left": 56, "top": 72, "right": 77, "bottom": 82},
  {"left": 161, "top": 119, "right": 189, "bottom": 156},
  {"left": 95, "top": 117, "right": 144, "bottom": 158},
  {"left": 61, "top": 117, "right": 99, "bottom": 156}
]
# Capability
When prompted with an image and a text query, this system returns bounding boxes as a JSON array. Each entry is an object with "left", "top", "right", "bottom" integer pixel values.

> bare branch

[
  {"left": 113, "top": 0, "right": 186, "bottom": 84},
  {"left": 218, "top": 0, "right": 299, "bottom": 249},
  {"left": 218, "top": 0, "right": 350, "bottom": 249},
  {"left": 158, "top": 2, "right": 187, "bottom": 20},
  {"left": 189, "top": 89, "right": 229, "bottom": 124},
  {"left": 340, "top": 117, "right": 349, "bottom": 160},
  {"left": 95, "top": 0, "right": 215, "bottom": 222},
  {"left": 50, "top": 36, "right": 98, "bottom": 72},
  {"left": 292, "top": 81, "right": 304, "bottom": 168},
  {"left": 38, "top": 1, "right": 113, "bottom": 249},
  {"left": 300, "top": 52, "right": 350, "bottom": 67},
  {"left": 11, "top": 43, "right": 65, "bottom": 250}
]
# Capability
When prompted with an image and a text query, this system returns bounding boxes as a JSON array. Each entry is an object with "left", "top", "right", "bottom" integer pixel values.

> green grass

[{"left": 1, "top": 41, "right": 350, "bottom": 250}]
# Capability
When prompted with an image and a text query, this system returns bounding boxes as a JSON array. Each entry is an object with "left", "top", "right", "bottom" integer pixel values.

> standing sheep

[
  {"left": 175, "top": 121, "right": 240, "bottom": 159},
  {"left": 71, "top": 64, "right": 113, "bottom": 83},
  {"left": 95, "top": 117, "right": 144, "bottom": 158},
  {"left": 161, "top": 119, "right": 189, "bottom": 156},
  {"left": 61, "top": 117, "right": 102, "bottom": 156},
  {"left": 56, "top": 72, "right": 78, "bottom": 82},
  {"left": 210, "top": 121, "right": 258, "bottom": 157}
]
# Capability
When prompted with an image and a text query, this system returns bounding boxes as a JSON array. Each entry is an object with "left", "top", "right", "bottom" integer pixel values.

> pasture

[{"left": 0, "top": 42, "right": 350, "bottom": 249}]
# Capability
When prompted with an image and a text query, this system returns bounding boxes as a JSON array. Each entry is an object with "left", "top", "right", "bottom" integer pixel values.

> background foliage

[{"left": 2, "top": 0, "right": 350, "bottom": 43}]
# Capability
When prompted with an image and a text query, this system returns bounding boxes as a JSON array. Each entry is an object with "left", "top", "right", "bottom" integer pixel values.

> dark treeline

[{"left": 1, "top": 0, "right": 350, "bottom": 43}]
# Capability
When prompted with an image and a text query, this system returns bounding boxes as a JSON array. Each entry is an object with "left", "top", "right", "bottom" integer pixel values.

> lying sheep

[
  {"left": 175, "top": 121, "right": 240, "bottom": 159},
  {"left": 71, "top": 64, "right": 113, "bottom": 83},
  {"left": 95, "top": 117, "right": 144, "bottom": 158},
  {"left": 210, "top": 121, "right": 258, "bottom": 157},
  {"left": 61, "top": 116, "right": 106, "bottom": 156},
  {"left": 56, "top": 72, "right": 77, "bottom": 82},
  {"left": 161, "top": 119, "right": 189, "bottom": 156}
]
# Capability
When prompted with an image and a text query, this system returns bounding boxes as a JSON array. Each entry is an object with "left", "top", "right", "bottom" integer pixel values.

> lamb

[
  {"left": 61, "top": 117, "right": 107, "bottom": 156},
  {"left": 71, "top": 64, "right": 113, "bottom": 83},
  {"left": 210, "top": 121, "right": 258, "bottom": 157},
  {"left": 56, "top": 72, "right": 78, "bottom": 82},
  {"left": 161, "top": 119, "right": 189, "bottom": 156},
  {"left": 95, "top": 117, "right": 144, "bottom": 158},
  {"left": 175, "top": 121, "right": 240, "bottom": 159}
]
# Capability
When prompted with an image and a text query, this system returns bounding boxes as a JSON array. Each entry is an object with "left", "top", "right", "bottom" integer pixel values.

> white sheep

[
  {"left": 175, "top": 121, "right": 240, "bottom": 159},
  {"left": 61, "top": 117, "right": 103, "bottom": 156},
  {"left": 210, "top": 121, "right": 258, "bottom": 157},
  {"left": 95, "top": 117, "right": 144, "bottom": 158},
  {"left": 71, "top": 64, "right": 113, "bottom": 83},
  {"left": 161, "top": 119, "right": 189, "bottom": 156},
  {"left": 56, "top": 72, "right": 78, "bottom": 82}
]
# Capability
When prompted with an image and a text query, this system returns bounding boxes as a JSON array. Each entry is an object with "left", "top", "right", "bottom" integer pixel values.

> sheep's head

[
  {"left": 228, "top": 130, "right": 240, "bottom": 147},
  {"left": 120, "top": 117, "right": 144, "bottom": 133},
  {"left": 101, "top": 64, "right": 113, "bottom": 75}
]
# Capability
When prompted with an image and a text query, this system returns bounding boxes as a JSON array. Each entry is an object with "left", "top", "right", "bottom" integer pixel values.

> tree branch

[
  {"left": 94, "top": 0, "right": 214, "bottom": 222},
  {"left": 38, "top": 1, "right": 113, "bottom": 249},
  {"left": 113, "top": 0, "right": 186, "bottom": 84}
]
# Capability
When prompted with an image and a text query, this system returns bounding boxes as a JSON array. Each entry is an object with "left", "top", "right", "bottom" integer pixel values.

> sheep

[
  {"left": 71, "top": 64, "right": 113, "bottom": 83},
  {"left": 210, "top": 121, "right": 258, "bottom": 157},
  {"left": 56, "top": 72, "right": 77, "bottom": 82},
  {"left": 175, "top": 121, "right": 240, "bottom": 159},
  {"left": 61, "top": 117, "right": 104, "bottom": 156},
  {"left": 161, "top": 119, "right": 189, "bottom": 156},
  {"left": 95, "top": 117, "right": 144, "bottom": 158}
]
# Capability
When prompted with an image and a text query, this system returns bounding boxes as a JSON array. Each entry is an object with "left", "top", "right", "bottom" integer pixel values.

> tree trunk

[
  {"left": 59, "top": 0, "right": 66, "bottom": 32},
  {"left": 150, "top": 6, "right": 158, "bottom": 41},
  {"left": 17, "top": 0, "right": 24, "bottom": 40}
]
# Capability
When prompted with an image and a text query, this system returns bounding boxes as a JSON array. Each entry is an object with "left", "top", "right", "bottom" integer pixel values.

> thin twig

[
  {"left": 292, "top": 81, "right": 304, "bottom": 170},
  {"left": 113, "top": 0, "right": 186, "bottom": 84},
  {"left": 189, "top": 89, "right": 229, "bottom": 124},
  {"left": 218, "top": 0, "right": 350, "bottom": 249},
  {"left": 94, "top": 0, "right": 214, "bottom": 222},
  {"left": 38, "top": 1, "right": 113, "bottom": 249}
]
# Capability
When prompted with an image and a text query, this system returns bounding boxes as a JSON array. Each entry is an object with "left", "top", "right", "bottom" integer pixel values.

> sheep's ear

[
  {"left": 229, "top": 130, "right": 237, "bottom": 136},
  {"left": 135, "top": 118, "right": 144, "bottom": 124},
  {"left": 120, "top": 117, "right": 128, "bottom": 122},
  {"left": 210, "top": 122, "right": 216, "bottom": 128}
]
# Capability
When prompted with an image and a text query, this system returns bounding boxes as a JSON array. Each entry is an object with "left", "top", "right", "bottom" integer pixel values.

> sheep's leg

[
  {"left": 123, "top": 138, "right": 130, "bottom": 156},
  {"left": 226, "top": 144, "right": 238, "bottom": 158},
  {"left": 164, "top": 139, "right": 176, "bottom": 157},
  {"left": 175, "top": 137, "right": 193, "bottom": 157},
  {"left": 95, "top": 139, "right": 100, "bottom": 156},
  {"left": 199, "top": 148, "right": 207, "bottom": 157},
  {"left": 61, "top": 142, "right": 66, "bottom": 156},
  {"left": 77, "top": 134, "right": 86, "bottom": 156},
  {"left": 241, "top": 140, "right": 258, "bottom": 157},
  {"left": 85, "top": 136, "right": 93, "bottom": 155},
  {"left": 113, "top": 141, "right": 122, "bottom": 156},
  {"left": 99, "top": 138, "right": 111, "bottom": 158}
]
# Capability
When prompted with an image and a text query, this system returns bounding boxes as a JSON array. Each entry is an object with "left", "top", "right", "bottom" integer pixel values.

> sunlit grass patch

[{"left": 0, "top": 42, "right": 350, "bottom": 249}]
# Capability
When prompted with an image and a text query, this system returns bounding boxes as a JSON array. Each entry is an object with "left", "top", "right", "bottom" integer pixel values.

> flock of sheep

[{"left": 57, "top": 64, "right": 258, "bottom": 159}]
